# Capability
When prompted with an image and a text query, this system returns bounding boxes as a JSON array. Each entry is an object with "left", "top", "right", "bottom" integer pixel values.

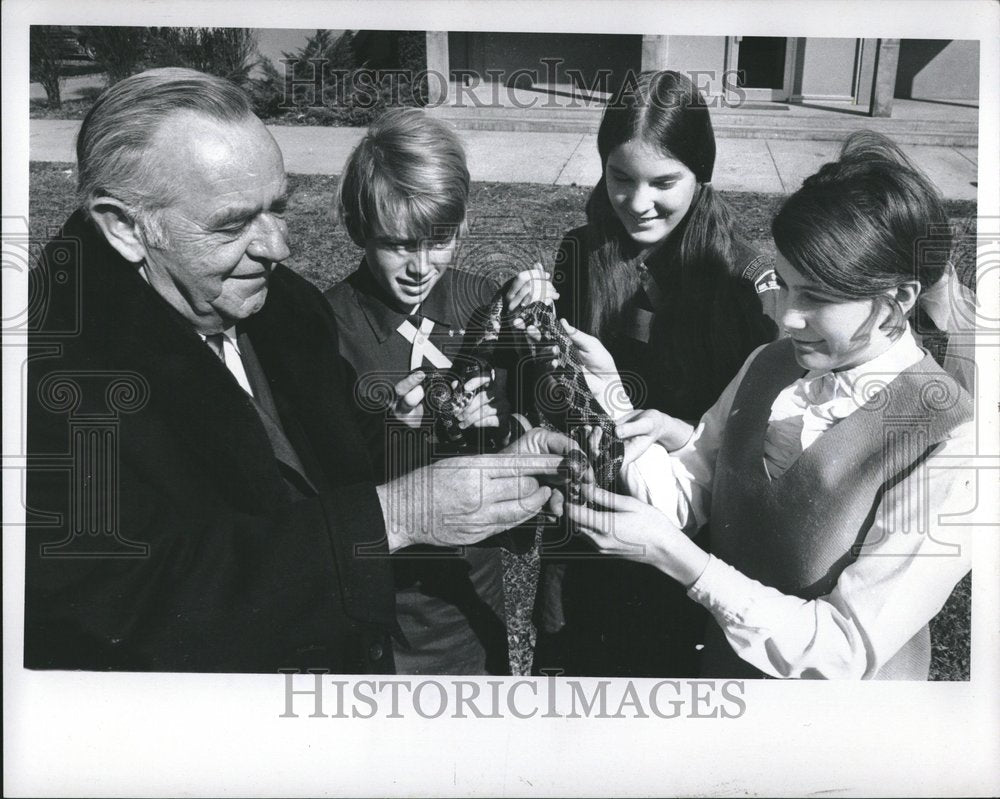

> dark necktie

[
  {"left": 205, "top": 332, "right": 226, "bottom": 364},
  {"left": 206, "top": 331, "right": 316, "bottom": 496}
]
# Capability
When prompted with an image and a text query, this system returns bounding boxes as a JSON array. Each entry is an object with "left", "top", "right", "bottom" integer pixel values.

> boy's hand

[
  {"left": 505, "top": 264, "right": 558, "bottom": 311},
  {"left": 455, "top": 373, "right": 511, "bottom": 430},
  {"left": 393, "top": 369, "right": 427, "bottom": 428},
  {"left": 506, "top": 265, "right": 560, "bottom": 366}
]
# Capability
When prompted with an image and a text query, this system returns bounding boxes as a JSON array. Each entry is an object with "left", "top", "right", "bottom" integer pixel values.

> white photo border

[{"left": 3, "top": 1, "right": 999, "bottom": 796}]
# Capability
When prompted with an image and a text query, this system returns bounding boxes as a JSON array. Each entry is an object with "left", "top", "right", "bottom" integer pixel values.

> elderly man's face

[{"left": 140, "top": 111, "right": 290, "bottom": 333}]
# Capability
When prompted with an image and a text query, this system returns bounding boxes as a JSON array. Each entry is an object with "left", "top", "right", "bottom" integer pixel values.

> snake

[{"left": 423, "top": 294, "right": 624, "bottom": 497}]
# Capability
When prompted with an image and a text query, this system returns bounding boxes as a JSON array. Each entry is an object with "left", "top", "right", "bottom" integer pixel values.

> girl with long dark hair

[{"left": 524, "top": 70, "right": 778, "bottom": 676}]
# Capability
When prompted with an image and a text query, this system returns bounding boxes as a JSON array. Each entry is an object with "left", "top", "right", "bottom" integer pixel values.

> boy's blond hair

[{"left": 338, "top": 107, "right": 469, "bottom": 246}]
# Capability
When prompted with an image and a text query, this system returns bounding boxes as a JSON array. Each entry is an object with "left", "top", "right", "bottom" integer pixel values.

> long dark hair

[
  {"left": 773, "top": 131, "right": 951, "bottom": 337},
  {"left": 581, "top": 70, "right": 765, "bottom": 408}
]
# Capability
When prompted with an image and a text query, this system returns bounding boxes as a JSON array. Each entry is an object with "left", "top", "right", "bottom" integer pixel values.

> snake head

[
  {"left": 560, "top": 449, "right": 595, "bottom": 504},
  {"left": 563, "top": 449, "right": 591, "bottom": 482}
]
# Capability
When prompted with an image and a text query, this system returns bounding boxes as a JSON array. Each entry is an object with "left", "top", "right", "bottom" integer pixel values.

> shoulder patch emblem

[{"left": 754, "top": 269, "right": 780, "bottom": 294}]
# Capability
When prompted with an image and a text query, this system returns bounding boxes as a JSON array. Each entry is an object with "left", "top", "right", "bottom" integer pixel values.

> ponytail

[
  {"left": 774, "top": 130, "right": 951, "bottom": 298},
  {"left": 774, "top": 130, "right": 973, "bottom": 391}
]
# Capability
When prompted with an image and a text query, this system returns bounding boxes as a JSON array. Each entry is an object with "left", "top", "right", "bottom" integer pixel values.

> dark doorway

[{"left": 736, "top": 37, "right": 787, "bottom": 89}]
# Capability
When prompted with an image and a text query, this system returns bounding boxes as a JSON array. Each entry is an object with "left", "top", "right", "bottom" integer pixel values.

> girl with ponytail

[
  {"left": 563, "top": 130, "right": 975, "bottom": 680},
  {"left": 519, "top": 70, "right": 777, "bottom": 677}
]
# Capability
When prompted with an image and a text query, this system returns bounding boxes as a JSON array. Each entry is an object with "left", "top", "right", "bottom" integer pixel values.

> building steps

[{"left": 426, "top": 103, "right": 978, "bottom": 146}]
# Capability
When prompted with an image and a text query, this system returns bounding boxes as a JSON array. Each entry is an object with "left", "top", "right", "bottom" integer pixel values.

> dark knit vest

[{"left": 703, "top": 338, "right": 972, "bottom": 679}]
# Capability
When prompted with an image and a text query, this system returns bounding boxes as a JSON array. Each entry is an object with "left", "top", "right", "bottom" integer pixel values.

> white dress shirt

[
  {"left": 598, "top": 328, "right": 975, "bottom": 679},
  {"left": 199, "top": 327, "right": 255, "bottom": 397},
  {"left": 136, "top": 266, "right": 255, "bottom": 396}
]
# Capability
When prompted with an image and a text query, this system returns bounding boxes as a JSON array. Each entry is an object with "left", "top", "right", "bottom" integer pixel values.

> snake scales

[{"left": 424, "top": 295, "right": 624, "bottom": 494}]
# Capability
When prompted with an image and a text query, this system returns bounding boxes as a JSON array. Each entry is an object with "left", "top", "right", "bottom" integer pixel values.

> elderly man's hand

[
  {"left": 377, "top": 428, "right": 589, "bottom": 550},
  {"left": 506, "top": 426, "right": 595, "bottom": 517}
]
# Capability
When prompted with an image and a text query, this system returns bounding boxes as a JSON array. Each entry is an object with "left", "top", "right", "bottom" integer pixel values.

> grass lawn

[
  {"left": 30, "top": 97, "right": 99, "bottom": 120},
  {"left": 28, "top": 162, "right": 976, "bottom": 679}
]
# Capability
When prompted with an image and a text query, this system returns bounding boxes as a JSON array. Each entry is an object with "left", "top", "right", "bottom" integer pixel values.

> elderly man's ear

[{"left": 87, "top": 198, "right": 151, "bottom": 265}]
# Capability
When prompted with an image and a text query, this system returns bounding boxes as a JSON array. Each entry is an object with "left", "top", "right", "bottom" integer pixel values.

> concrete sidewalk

[{"left": 29, "top": 118, "right": 979, "bottom": 200}]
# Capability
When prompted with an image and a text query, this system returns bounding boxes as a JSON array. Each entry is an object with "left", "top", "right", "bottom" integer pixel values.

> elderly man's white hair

[{"left": 76, "top": 67, "right": 255, "bottom": 247}]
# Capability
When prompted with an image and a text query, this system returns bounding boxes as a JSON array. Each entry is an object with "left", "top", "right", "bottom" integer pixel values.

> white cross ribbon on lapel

[{"left": 397, "top": 316, "right": 453, "bottom": 371}]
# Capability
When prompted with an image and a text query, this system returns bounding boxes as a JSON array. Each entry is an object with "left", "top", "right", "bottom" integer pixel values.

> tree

[
  {"left": 148, "top": 27, "right": 259, "bottom": 86},
  {"left": 248, "top": 29, "right": 428, "bottom": 124},
  {"left": 194, "top": 27, "right": 259, "bottom": 85},
  {"left": 81, "top": 26, "right": 259, "bottom": 89},
  {"left": 84, "top": 27, "right": 149, "bottom": 85},
  {"left": 250, "top": 29, "right": 358, "bottom": 118},
  {"left": 29, "top": 26, "right": 65, "bottom": 109}
]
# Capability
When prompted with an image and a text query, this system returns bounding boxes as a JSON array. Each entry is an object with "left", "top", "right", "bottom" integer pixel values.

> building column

[
  {"left": 869, "top": 38, "right": 900, "bottom": 117},
  {"left": 425, "top": 31, "right": 451, "bottom": 105},
  {"left": 640, "top": 35, "right": 669, "bottom": 72}
]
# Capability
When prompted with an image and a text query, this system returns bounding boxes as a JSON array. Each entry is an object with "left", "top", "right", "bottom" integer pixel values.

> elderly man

[{"left": 25, "top": 68, "right": 573, "bottom": 673}]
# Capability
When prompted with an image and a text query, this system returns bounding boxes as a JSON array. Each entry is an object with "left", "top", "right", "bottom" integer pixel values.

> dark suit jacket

[{"left": 25, "top": 211, "right": 396, "bottom": 673}]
